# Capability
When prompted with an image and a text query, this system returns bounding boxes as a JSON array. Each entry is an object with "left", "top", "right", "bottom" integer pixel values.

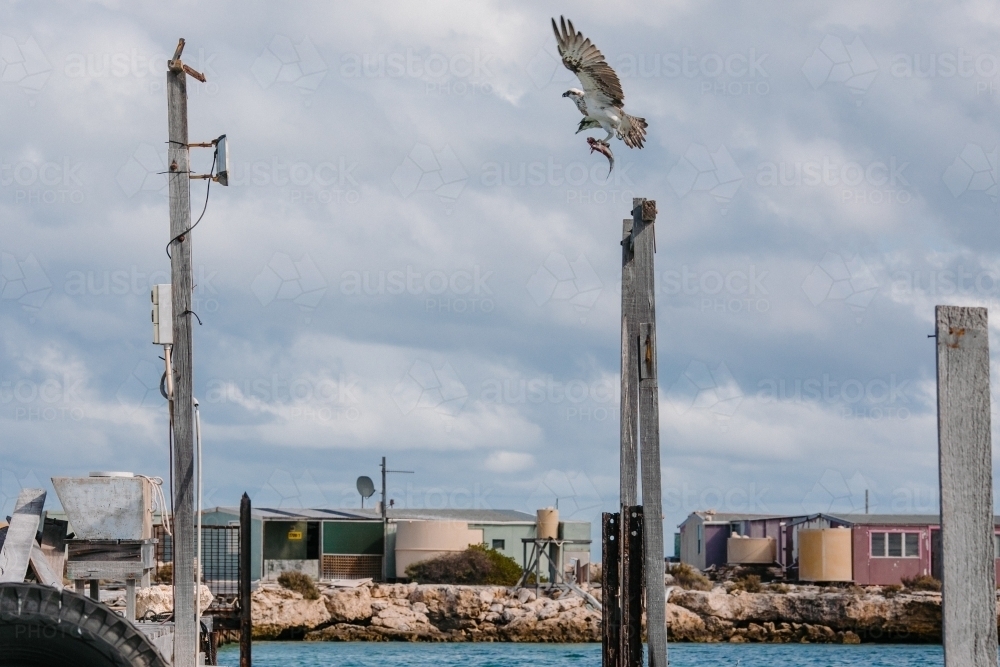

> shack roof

[{"left": 203, "top": 506, "right": 539, "bottom": 523}]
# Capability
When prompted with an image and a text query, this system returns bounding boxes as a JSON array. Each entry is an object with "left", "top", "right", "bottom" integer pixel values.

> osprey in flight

[{"left": 552, "top": 16, "right": 647, "bottom": 174}]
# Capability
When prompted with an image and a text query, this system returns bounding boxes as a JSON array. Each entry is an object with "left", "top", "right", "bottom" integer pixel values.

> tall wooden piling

[
  {"left": 621, "top": 218, "right": 639, "bottom": 507},
  {"left": 633, "top": 199, "right": 667, "bottom": 667},
  {"left": 167, "top": 39, "right": 198, "bottom": 667},
  {"left": 935, "top": 305, "right": 998, "bottom": 667}
]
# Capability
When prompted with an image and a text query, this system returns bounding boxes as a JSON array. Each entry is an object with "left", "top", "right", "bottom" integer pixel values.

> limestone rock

[
  {"left": 135, "top": 584, "right": 214, "bottom": 618},
  {"left": 252, "top": 585, "right": 331, "bottom": 639},
  {"left": 324, "top": 586, "right": 372, "bottom": 623}
]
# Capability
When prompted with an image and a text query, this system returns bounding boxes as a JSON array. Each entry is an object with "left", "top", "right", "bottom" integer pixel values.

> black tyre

[{"left": 0, "top": 582, "right": 168, "bottom": 667}]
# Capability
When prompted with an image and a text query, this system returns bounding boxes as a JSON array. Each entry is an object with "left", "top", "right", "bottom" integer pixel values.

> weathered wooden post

[
  {"left": 616, "top": 215, "right": 643, "bottom": 667},
  {"left": 633, "top": 198, "right": 667, "bottom": 667},
  {"left": 621, "top": 217, "right": 639, "bottom": 510},
  {"left": 935, "top": 305, "right": 998, "bottom": 667},
  {"left": 167, "top": 39, "right": 201, "bottom": 667}
]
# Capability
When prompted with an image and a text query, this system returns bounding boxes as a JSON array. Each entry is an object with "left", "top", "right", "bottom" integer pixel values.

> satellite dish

[{"left": 356, "top": 476, "right": 376, "bottom": 508}]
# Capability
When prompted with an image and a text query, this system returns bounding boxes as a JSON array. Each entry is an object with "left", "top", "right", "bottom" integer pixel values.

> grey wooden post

[
  {"left": 936, "top": 305, "right": 998, "bottom": 667},
  {"left": 621, "top": 218, "right": 639, "bottom": 507},
  {"left": 633, "top": 199, "right": 667, "bottom": 667},
  {"left": 167, "top": 39, "right": 198, "bottom": 667},
  {"left": 126, "top": 579, "right": 137, "bottom": 621}
]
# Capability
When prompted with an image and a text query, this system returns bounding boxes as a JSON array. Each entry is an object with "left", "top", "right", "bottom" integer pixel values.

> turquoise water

[{"left": 218, "top": 642, "right": 945, "bottom": 666}]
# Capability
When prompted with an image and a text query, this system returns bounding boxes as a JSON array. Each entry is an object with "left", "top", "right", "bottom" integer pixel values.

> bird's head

[{"left": 562, "top": 88, "right": 584, "bottom": 99}]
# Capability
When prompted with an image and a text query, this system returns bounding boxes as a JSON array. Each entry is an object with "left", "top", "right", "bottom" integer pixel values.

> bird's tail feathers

[{"left": 618, "top": 113, "right": 648, "bottom": 149}]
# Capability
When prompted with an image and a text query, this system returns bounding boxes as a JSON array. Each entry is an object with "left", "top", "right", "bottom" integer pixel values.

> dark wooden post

[
  {"left": 935, "top": 306, "right": 998, "bottom": 667},
  {"left": 621, "top": 506, "right": 644, "bottom": 667},
  {"left": 602, "top": 513, "right": 621, "bottom": 667},
  {"left": 239, "top": 492, "right": 252, "bottom": 667},
  {"left": 633, "top": 199, "right": 667, "bottom": 667}
]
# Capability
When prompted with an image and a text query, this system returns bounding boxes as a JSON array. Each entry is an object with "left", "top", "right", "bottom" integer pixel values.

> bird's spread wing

[
  {"left": 618, "top": 113, "right": 648, "bottom": 149},
  {"left": 552, "top": 16, "right": 623, "bottom": 108}
]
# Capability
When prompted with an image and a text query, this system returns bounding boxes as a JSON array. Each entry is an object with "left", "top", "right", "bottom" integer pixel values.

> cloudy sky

[{"left": 3, "top": 1, "right": 1000, "bottom": 550}]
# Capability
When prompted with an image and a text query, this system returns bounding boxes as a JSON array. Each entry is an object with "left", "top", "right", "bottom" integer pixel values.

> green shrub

[
  {"left": 768, "top": 582, "right": 790, "bottom": 594},
  {"left": 732, "top": 574, "right": 762, "bottom": 593},
  {"left": 671, "top": 563, "right": 712, "bottom": 591},
  {"left": 901, "top": 574, "right": 941, "bottom": 592},
  {"left": 405, "top": 544, "right": 523, "bottom": 585},
  {"left": 278, "top": 571, "right": 319, "bottom": 599},
  {"left": 882, "top": 584, "right": 903, "bottom": 598},
  {"left": 154, "top": 564, "right": 172, "bottom": 585}
]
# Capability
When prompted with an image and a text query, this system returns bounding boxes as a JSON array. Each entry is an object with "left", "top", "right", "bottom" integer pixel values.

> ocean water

[{"left": 217, "top": 642, "right": 946, "bottom": 666}]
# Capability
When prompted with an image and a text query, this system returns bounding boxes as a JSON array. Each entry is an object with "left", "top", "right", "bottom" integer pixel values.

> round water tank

[
  {"left": 395, "top": 520, "right": 483, "bottom": 578},
  {"left": 537, "top": 507, "right": 559, "bottom": 539}
]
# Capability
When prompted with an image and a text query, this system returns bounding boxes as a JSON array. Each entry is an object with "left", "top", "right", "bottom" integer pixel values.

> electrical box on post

[
  {"left": 215, "top": 134, "right": 229, "bottom": 186},
  {"left": 151, "top": 284, "right": 172, "bottom": 345}
]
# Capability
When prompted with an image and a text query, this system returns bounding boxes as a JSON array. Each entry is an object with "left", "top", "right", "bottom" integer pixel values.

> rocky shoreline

[{"left": 237, "top": 582, "right": 947, "bottom": 643}]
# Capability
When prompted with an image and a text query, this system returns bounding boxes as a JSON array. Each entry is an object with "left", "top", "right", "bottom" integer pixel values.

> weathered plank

[
  {"left": 633, "top": 198, "right": 667, "bottom": 667},
  {"left": 29, "top": 543, "right": 61, "bottom": 587},
  {"left": 601, "top": 512, "right": 621, "bottom": 667},
  {"left": 0, "top": 488, "right": 46, "bottom": 583},
  {"left": 621, "top": 218, "right": 639, "bottom": 508},
  {"left": 936, "top": 305, "right": 998, "bottom": 667}
]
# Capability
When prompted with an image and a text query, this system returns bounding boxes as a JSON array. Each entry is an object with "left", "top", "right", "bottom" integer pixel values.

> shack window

[
  {"left": 492, "top": 539, "right": 505, "bottom": 550},
  {"left": 871, "top": 532, "right": 885, "bottom": 557},
  {"left": 697, "top": 525, "right": 702, "bottom": 554},
  {"left": 887, "top": 533, "right": 902, "bottom": 557},
  {"left": 871, "top": 531, "right": 919, "bottom": 558}
]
